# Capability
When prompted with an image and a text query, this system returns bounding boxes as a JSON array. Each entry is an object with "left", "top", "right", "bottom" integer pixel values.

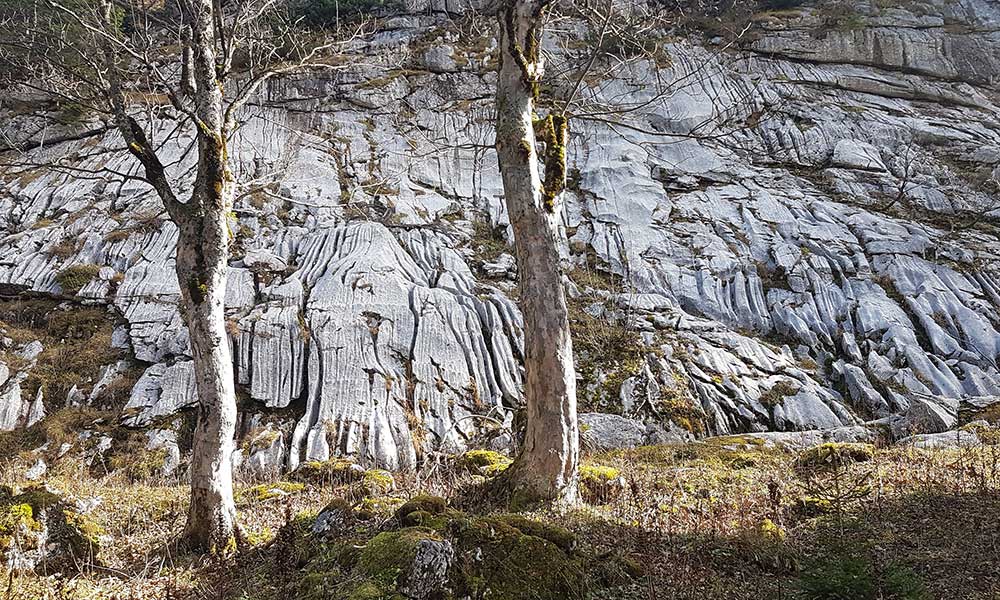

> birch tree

[{"left": 1, "top": 0, "right": 358, "bottom": 552}]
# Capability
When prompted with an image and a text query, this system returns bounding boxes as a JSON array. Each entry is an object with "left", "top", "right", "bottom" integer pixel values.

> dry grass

[
  {"left": 0, "top": 299, "right": 126, "bottom": 408},
  {"left": 2, "top": 435, "right": 999, "bottom": 599}
]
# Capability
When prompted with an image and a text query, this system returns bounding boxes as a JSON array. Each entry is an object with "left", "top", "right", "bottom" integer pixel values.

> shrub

[
  {"left": 799, "top": 554, "right": 929, "bottom": 600},
  {"left": 795, "top": 443, "right": 874, "bottom": 471},
  {"left": 55, "top": 264, "right": 102, "bottom": 295}
]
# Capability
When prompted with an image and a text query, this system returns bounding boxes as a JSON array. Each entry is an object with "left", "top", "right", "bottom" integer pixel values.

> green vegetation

[
  {"left": 3, "top": 433, "right": 999, "bottom": 599},
  {"left": 471, "top": 219, "right": 509, "bottom": 265},
  {"left": 0, "top": 485, "right": 103, "bottom": 571},
  {"left": 291, "top": 458, "right": 366, "bottom": 485},
  {"left": 242, "top": 481, "right": 306, "bottom": 502},
  {"left": 798, "top": 554, "right": 929, "bottom": 600},
  {"left": 460, "top": 449, "right": 513, "bottom": 476},
  {"left": 55, "top": 264, "right": 102, "bottom": 295},
  {"left": 795, "top": 443, "right": 875, "bottom": 470},
  {"left": 760, "top": 380, "right": 798, "bottom": 408},
  {"left": 0, "top": 299, "right": 127, "bottom": 407},
  {"left": 578, "top": 464, "right": 623, "bottom": 504}
]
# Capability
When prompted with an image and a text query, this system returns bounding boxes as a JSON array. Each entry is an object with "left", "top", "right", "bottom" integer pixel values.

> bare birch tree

[{"left": 0, "top": 0, "right": 359, "bottom": 552}]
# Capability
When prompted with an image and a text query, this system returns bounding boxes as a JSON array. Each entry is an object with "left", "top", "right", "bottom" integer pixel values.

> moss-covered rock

[
  {"left": 291, "top": 458, "right": 366, "bottom": 485},
  {"left": 395, "top": 494, "right": 448, "bottom": 523},
  {"left": 579, "top": 464, "right": 624, "bottom": 504},
  {"left": 495, "top": 514, "right": 577, "bottom": 552},
  {"left": 358, "top": 496, "right": 405, "bottom": 520},
  {"left": 298, "top": 527, "right": 448, "bottom": 599},
  {"left": 460, "top": 449, "right": 513, "bottom": 476},
  {"left": 241, "top": 481, "right": 305, "bottom": 502},
  {"left": 448, "top": 514, "right": 588, "bottom": 599},
  {"left": 0, "top": 485, "right": 102, "bottom": 572},
  {"left": 0, "top": 503, "right": 42, "bottom": 552},
  {"left": 795, "top": 443, "right": 874, "bottom": 470},
  {"left": 296, "top": 501, "right": 600, "bottom": 600}
]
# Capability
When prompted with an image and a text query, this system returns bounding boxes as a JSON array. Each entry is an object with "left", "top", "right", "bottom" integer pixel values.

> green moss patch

[
  {"left": 241, "top": 481, "right": 306, "bottom": 503},
  {"left": 294, "top": 494, "right": 599, "bottom": 600},
  {"left": 579, "top": 464, "right": 623, "bottom": 504},
  {"left": 55, "top": 264, "right": 103, "bottom": 295},
  {"left": 459, "top": 449, "right": 512, "bottom": 477},
  {"left": 0, "top": 486, "right": 102, "bottom": 571},
  {"left": 359, "top": 469, "right": 395, "bottom": 496},
  {"left": 291, "top": 458, "right": 365, "bottom": 486}
]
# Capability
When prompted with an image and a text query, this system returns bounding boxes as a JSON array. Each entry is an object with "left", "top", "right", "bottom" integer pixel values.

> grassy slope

[{"left": 3, "top": 436, "right": 999, "bottom": 599}]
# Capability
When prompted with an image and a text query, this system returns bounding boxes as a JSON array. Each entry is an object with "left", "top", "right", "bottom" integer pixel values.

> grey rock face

[
  {"left": 580, "top": 412, "right": 690, "bottom": 452},
  {"left": 146, "top": 429, "right": 181, "bottom": 478},
  {"left": 897, "top": 430, "right": 981, "bottom": 449},
  {"left": 742, "top": 426, "right": 878, "bottom": 450},
  {"left": 2, "top": 1, "right": 1000, "bottom": 469},
  {"left": 0, "top": 340, "right": 43, "bottom": 431},
  {"left": 241, "top": 427, "right": 285, "bottom": 480},
  {"left": 401, "top": 539, "right": 455, "bottom": 600}
]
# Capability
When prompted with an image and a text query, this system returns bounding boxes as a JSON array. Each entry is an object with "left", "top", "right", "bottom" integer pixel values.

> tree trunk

[
  {"left": 177, "top": 0, "right": 239, "bottom": 553},
  {"left": 176, "top": 197, "right": 239, "bottom": 553},
  {"left": 495, "top": 0, "right": 579, "bottom": 505}
]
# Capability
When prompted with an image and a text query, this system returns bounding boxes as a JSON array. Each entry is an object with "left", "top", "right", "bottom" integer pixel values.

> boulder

[
  {"left": 580, "top": 412, "right": 689, "bottom": 452},
  {"left": 897, "top": 430, "right": 981, "bottom": 449},
  {"left": 422, "top": 43, "right": 457, "bottom": 73},
  {"left": 0, "top": 485, "right": 102, "bottom": 573}
]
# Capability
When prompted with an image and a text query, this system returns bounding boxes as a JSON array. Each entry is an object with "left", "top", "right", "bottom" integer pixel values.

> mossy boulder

[
  {"left": 298, "top": 527, "right": 452, "bottom": 600},
  {"left": 447, "top": 514, "right": 588, "bottom": 599},
  {"left": 795, "top": 443, "right": 875, "bottom": 470},
  {"left": 0, "top": 485, "right": 102, "bottom": 572},
  {"left": 395, "top": 494, "right": 448, "bottom": 524},
  {"left": 459, "top": 449, "right": 512, "bottom": 476},
  {"left": 291, "top": 458, "right": 366, "bottom": 486},
  {"left": 297, "top": 499, "right": 596, "bottom": 600},
  {"left": 579, "top": 464, "right": 625, "bottom": 504}
]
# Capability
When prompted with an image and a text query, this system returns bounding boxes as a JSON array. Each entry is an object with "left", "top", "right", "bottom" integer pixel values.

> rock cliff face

[{"left": 1, "top": 0, "right": 999, "bottom": 471}]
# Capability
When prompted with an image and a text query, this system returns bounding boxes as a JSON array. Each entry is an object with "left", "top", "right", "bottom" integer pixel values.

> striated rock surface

[{"left": 1, "top": 0, "right": 999, "bottom": 469}]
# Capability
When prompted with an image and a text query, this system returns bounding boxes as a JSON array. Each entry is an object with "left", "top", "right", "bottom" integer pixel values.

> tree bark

[
  {"left": 176, "top": 0, "right": 240, "bottom": 553},
  {"left": 495, "top": 0, "right": 579, "bottom": 505},
  {"left": 177, "top": 200, "right": 239, "bottom": 553}
]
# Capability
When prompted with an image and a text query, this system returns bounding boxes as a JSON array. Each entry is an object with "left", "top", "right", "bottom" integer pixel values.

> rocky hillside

[{"left": 2, "top": 0, "right": 1000, "bottom": 473}]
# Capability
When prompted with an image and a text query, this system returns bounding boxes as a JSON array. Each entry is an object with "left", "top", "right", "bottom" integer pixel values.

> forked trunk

[
  {"left": 98, "top": 0, "right": 240, "bottom": 554},
  {"left": 495, "top": 0, "right": 579, "bottom": 505}
]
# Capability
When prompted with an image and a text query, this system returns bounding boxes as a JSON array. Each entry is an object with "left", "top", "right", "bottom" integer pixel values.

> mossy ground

[{"left": 3, "top": 435, "right": 1000, "bottom": 599}]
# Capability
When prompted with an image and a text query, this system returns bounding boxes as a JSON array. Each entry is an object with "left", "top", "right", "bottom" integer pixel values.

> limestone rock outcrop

[{"left": 2, "top": 0, "right": 999, "bottom": 469}]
